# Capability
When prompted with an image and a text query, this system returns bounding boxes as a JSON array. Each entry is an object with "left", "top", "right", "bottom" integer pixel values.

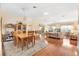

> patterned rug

[{"left": 4, "top": 39, "right": 47, "bottom": 56}]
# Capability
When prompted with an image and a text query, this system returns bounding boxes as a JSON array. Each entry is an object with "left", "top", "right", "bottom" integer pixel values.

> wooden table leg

[
  {"left": 16, "top": 37, "right": 19, "bottom": 48},
  {"left": 32, "top": 39, "right": 34, "bottom": 47},
  {"left": 21, "top": 38, "right": 24, "bottom": 50},
  {"left": 34, "top": 36, "right": 35, "bottom": 45},
  {"left": 33, "top": 36, "right": 35, "bottom": 46},
  {"left": 26, "top": 39, "right": 28, "bottom": 49}
]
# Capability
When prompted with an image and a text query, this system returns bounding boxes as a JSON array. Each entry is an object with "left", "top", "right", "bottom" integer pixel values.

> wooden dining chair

[
  {"left": 12, "top": 32, "right": 17, "bottom": 46},
  {"left": 28, "top": 31, "right": 35, "bottom": 47},
  {"left": 12, "top": 31, "right": 22, "bottom": 48},
  {"left": 16, "top": 30, "right": 23, "bottom": 34}
]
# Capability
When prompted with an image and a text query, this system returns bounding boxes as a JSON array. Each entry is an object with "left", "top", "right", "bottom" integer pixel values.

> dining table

[
  {"left": 16, "top": 33, "right": 28, "bottom": 50},
  {"left": 13, "top": 31, "right": 35, "bottom": 50}
]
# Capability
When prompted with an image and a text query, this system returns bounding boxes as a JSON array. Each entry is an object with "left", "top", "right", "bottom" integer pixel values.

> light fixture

[
  {"left": 21, "top": 8, "right": 26, "bottom": 20},
  {"left": 43, "top": 12, "right": 48, "bottom": 15},
  {"left": 33, "top": 6, "right": 37, "bottom": 8}
]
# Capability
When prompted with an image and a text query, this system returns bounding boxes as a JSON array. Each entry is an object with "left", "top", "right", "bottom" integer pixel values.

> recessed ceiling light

[
  {"left": 43, "top": 12, "right": 48, "bottom": 15},
  {"left": 62, "top": 15, "right": 65, "bottom": 17},
  {"left": 33, "top": 6, "right": 37, "bottom": 8}
]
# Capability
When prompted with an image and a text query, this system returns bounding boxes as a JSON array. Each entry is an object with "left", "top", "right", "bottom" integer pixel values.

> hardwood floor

[
  {"left": 33, "top": 37, "right": 78, "bottom": 56},
  {"left": 2, "top": 35, "right": 78, "bottom": 56}
]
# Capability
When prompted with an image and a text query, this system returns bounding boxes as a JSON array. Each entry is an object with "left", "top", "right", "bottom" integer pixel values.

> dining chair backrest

[
  {"left": 12, "top": 31, "right": 16, "bottom": 36},
  {"left": 28, "top": 31, "right": 34, "bottom": 36},
  {"left": 16, "top": 30, "right": 23, "bottom": 34}
]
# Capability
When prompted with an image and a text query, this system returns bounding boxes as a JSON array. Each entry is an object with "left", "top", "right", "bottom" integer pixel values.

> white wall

[{"left": 0, "top": 18, "right": 2, "bottom": 56}]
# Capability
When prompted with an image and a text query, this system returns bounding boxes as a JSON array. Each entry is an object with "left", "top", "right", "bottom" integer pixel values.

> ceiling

[{"left": 0, "top": 3, "right": 78, "bottom": 25}]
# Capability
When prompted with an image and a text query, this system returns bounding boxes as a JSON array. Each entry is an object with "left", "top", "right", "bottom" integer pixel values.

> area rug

[{"left": 4, "top": 39, "right": 47, "bottom": 56}]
